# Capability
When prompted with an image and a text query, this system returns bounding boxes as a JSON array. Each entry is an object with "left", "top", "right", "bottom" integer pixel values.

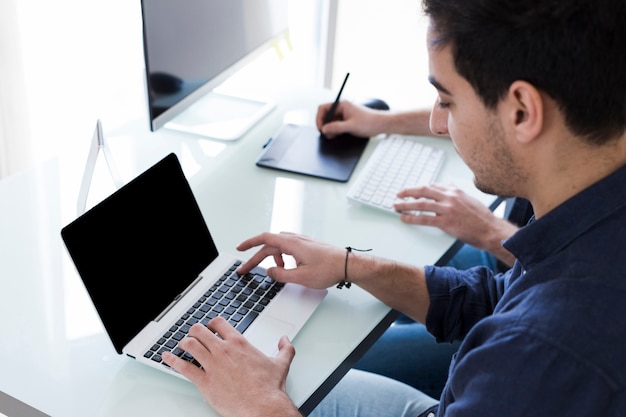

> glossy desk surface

[{"left": 0, "top": 88, "right": 491, "bottom": 416}]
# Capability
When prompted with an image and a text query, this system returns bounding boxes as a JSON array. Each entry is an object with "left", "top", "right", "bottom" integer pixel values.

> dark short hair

[{"left": 422, "top": 0, "right": 626, "bottom": 145}]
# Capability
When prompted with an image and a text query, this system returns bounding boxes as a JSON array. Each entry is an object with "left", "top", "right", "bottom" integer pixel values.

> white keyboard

[{"left": 347, "top": 135, "right": 446, "bottom": 214}]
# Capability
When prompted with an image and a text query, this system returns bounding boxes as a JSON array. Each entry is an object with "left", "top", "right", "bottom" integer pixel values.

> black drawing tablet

[{"left": 256, "top": 123, "right": 368, "bottom": 182}]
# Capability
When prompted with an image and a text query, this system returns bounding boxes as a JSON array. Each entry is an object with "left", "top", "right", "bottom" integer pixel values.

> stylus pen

[{"left": 323, "top": 72, "right": 350, "bottom": 124}]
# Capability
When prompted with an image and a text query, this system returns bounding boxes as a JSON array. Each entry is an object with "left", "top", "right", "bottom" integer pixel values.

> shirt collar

[{"left": 503, "top": 163, "right": 626, "bottom": 272}]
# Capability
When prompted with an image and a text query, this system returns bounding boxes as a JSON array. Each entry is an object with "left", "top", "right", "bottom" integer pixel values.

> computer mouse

[
  {"left": 149, "top": 72, "right": 183, "bottom": 94},
  {"left": 360, "top": 97, "right": 390, "bottom": 111}
]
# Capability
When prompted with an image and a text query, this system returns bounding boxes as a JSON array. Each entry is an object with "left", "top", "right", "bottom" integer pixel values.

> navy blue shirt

[{"left": 425, "top": 164, "right": 626, "bottom": 416}]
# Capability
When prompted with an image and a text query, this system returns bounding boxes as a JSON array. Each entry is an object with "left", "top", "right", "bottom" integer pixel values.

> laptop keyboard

[
  {"left": 346, "top": 135, "right": 445, "bottom": 214},
  {"left": 144, "top": 260, "right": 284, "bottom": 368}
]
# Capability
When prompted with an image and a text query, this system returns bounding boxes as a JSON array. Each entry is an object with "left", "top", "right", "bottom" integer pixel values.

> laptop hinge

[{"left": 155, "top": 275, "right": 204, "bottom": 322}]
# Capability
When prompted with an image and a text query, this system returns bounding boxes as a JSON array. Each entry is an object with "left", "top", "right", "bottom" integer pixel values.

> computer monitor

[{"left": 140, "top": 0, "right": 289, "bottom": 140}]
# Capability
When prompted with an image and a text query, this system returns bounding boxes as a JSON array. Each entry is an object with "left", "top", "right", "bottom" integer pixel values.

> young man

[{"left": 163, "top": 0, "right": 626, "bottom": 416}]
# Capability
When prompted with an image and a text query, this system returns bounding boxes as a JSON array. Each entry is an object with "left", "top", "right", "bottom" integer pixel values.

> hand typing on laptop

[
  {"left": 61, "top": 153, "right": 326, "bottom": 388},
  {"left": 162, "top": 232, "right": 353, "bottom": 417},
  {"left": 162, "top": 317, "right": 301, "bottom": 417},
  {"left": 164, "top": 230, "right": 426, "bottom": 416}
]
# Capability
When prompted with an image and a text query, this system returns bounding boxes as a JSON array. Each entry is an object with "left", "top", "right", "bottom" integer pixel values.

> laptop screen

[{"left": 61, "top": 153, "right": 219, "bottom": 353}]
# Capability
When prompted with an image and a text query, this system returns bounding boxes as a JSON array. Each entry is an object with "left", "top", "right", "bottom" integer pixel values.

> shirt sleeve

[{"left": 424, "top": 265, "right": 508, "bottom": 342}]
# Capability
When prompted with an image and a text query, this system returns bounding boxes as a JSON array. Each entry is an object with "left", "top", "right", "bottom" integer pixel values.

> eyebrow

[{"left": 428, "top": 75, "right": 452, "bottom": 95}]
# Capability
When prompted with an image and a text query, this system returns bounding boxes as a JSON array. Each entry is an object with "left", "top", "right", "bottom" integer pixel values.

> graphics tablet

[{"left": 256, "top": 123, "right": 369, "bottom": 182}]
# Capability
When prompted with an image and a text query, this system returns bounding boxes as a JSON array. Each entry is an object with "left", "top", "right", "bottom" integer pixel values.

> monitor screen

[{"left": 140, "top": 0, "right": 289, "bottom": 140}]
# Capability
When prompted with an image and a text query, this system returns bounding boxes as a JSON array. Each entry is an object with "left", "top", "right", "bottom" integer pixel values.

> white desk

[{"left": 0, "top": 87, "right": 491, "bottom": 417}]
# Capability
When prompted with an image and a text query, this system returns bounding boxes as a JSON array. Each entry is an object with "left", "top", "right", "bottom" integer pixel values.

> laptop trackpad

[{"left": 244, "top": 316, "right": 294, "bottom": 357}]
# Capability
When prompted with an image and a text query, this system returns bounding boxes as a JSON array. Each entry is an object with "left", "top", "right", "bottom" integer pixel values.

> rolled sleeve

[{"left": 424, "top": 265, "right": 506, "bottom": 342}]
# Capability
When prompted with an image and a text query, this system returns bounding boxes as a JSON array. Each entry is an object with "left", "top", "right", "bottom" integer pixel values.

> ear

[{"left": 506, "top": 81, "right": 543, "bottom": 144}]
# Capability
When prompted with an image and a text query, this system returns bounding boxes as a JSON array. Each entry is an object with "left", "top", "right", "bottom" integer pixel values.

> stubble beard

[{"left": 472, "top": 117, "right": 527, "bottom": 198}]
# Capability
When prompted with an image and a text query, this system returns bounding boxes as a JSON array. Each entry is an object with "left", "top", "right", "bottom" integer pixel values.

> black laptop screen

[{"left": 61, "top": 153, "right": 219, "bottom": 353}]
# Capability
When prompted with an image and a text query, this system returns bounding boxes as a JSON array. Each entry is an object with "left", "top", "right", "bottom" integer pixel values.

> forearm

[
  {"left": 346, "top": 251, "right": 430, "bottom": 323},
  {"left": 248, "top": 393, "right": 303, "bottom": 417},
  {"left": 372, "top": 109, "right": 436, "bottom": 137},
  {"left": 216, "top": 392, "right": 303, "bottom": 417}
]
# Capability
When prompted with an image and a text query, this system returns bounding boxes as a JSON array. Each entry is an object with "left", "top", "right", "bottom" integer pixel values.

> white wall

[
  {"left": 331, "top": 0, "right": 436, "bottom": 111},
  {"left": 0, "top": 0, "right": 324, "bottom": 179},
  {"left": 3, "top": 0, "right": 147, "bottom": 178},
  {"left": 0, "top": 0, "right": 34, "bottom": 178}
]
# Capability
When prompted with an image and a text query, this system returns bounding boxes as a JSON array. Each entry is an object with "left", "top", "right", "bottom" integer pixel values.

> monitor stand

[
  {"left": 77, "top": 120, "right": 124, "bottom": 216},
  {"left": 164, "top": 92, "right": 275, "bottom": 141}
]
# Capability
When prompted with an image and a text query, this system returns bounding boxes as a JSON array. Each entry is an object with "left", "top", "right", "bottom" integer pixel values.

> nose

[{"left": 429, "top": 99, "right": 449, "bottom": 136}]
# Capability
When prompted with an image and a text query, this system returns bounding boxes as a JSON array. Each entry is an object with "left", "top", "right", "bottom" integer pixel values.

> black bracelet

[{"left": 337, "top": 246, "right": 372, "bottom": 289}]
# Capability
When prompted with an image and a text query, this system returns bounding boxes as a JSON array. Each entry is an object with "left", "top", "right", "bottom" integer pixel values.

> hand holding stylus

[{"left": 322, "top": 72, "right": 350, "bottom": 125}]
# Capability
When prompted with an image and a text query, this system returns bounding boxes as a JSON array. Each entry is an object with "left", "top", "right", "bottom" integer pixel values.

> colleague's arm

[
  {"left": 316, "top": 100, "right": 433, "bottom": 139},
  {"left": 236, "top": 232, "right": 431, "bottom": 324},
  {"left": 394, "top": 184, "right": 519, "bottom": 267}
]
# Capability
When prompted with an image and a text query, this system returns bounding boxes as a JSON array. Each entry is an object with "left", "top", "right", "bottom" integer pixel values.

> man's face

[{"left": 427, "top": 26, "right": 525, "bottom": 197}]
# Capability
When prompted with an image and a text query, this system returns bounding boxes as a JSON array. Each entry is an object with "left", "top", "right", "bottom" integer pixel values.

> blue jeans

[
  {"left": 353, "top": 318, "right": 460, "bottom": 399},
  {"left": 310, "top": 245, "right": 497, "bottom": 416},
  {"left": 308, "top": 369, "right": 438, "bottom": 417}
]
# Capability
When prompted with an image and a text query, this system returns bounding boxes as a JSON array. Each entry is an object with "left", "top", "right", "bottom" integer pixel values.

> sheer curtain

[
  {"left": 0, "top": 0, "right": 33, "bottom": 179},
  {"left": 0, "top": 0, "right": 156, "bottom": 183},
  {"left": 331, "top": 0, "right": 434, "bottom": 110}
]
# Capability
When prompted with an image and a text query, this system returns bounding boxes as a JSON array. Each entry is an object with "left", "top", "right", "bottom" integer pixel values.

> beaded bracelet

[{"left": 336, "top": 246, "right": 372, "bottom": 289}]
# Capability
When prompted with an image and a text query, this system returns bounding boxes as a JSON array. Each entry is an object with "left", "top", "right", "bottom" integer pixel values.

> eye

[
  {"left": 437, "top": 100, "right": 450, "bottom": 109},
  {"left": 434, "top": 96, "right": 450, "bottom": 110}
]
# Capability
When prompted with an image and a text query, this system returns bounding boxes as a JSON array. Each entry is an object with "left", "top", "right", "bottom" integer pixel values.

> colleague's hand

[
  {"left": 394, "top": 184, "right": 518, "bottom": 266},
  {"left": 162, "top": 317, "right": 301, "bottom": 417},
  {"left": 236, "top": 232, "right": 345, "bottom": 289},
  {"left": 316, "top": 100, "right": 387, "bottom": 139}
]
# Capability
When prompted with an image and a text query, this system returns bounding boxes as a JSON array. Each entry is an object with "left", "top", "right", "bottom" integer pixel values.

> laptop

[{"left": 61, "top": 153, "right": 327, "bottom": 379}]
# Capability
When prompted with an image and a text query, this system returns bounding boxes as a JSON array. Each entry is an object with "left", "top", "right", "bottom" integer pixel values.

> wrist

[
  {"left": 368, "top": 112, "right": 393, "bottom": 136},
  {"left": 482, "top": 220, "right": 519, "bottom": 267},
  {"left": 337, "top": 246, "right": 372, "bottom": 289}
]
